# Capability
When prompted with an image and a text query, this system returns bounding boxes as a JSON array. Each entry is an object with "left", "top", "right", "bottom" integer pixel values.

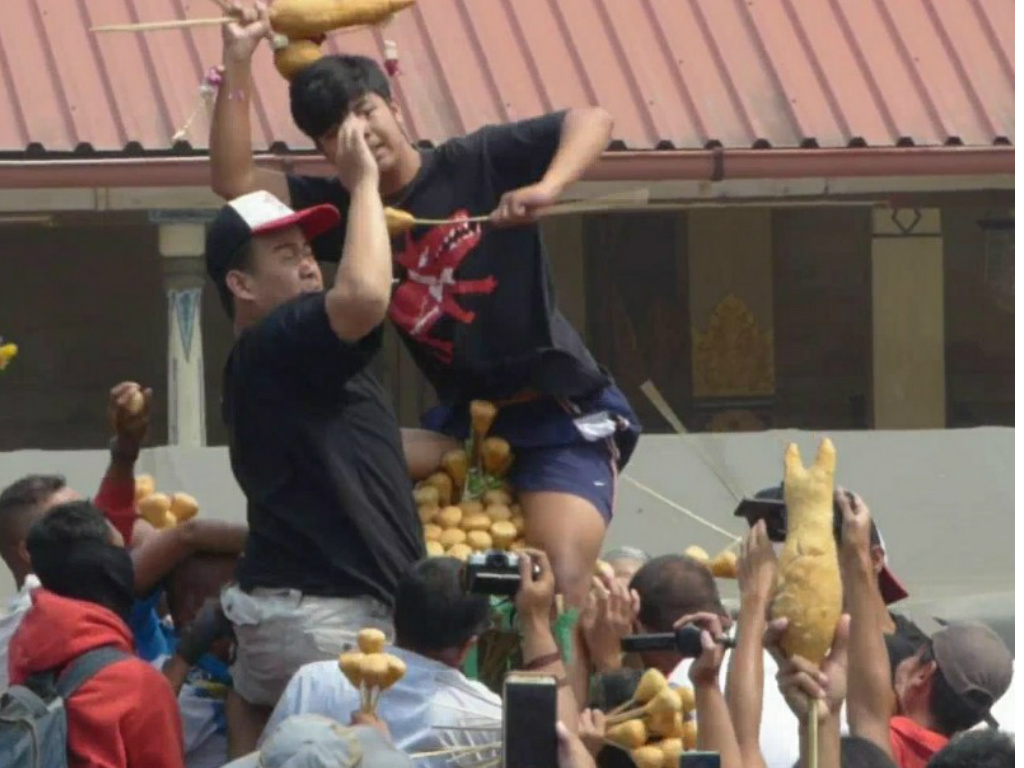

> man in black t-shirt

[
  {"left": 205, "top": 114, "right": 423, "bottom": 756},
  {"left": 210, "top": 8, "right": 641, "bottom": 607}
]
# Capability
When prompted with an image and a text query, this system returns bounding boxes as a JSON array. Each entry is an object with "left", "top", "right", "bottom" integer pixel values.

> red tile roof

[{"left": 0, "top": 0, "right": 1013, "bottom": 156}]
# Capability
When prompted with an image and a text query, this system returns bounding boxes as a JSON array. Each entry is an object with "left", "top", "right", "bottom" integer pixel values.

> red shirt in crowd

[
  {"left": 889, "top": 715, "right": 949, "bottom": 768},
  {"left": 8, "top": 589, "right": 184, "bottom": 768},
  {"left": 93, "top": 469, "right": 137, "bottom": 546}
]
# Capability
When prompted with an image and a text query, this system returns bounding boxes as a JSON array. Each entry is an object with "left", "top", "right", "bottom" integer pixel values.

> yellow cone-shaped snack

[
  {"left": 633, "top": 668, "right": 668, "bottom": 703},
  {"left": 482, "top": 489, "right": 512, "bottom": 507},
  {"left": 632, "top": 746, "right": 664, "bottom": 768},
  {"left": 437, "top": 506, "right": 463, "bottom": 530},
  {"left": 382, "top": 654, "right": 406, "bottom": 689},
  {"left": 709, "top": 549, "right": 738, "bottom": 579},
  {"left": 424, "top": 473, "right": 454, "bottom": 507},
  {"left": 439, "top": 528, "right": 467, "bottom": 548},
  {"left": 425, "top": 540, "right": 444, "bottom": 557},
  {"left": 466, "top": 530, "right": 493, "bottom": 551},
  {"left": 490, "top": 521, "right": 516, "bottom": 550},
  {"left": 682, "top": 719, "right": 698, "bottom": 750},
  {"left": 360, "top": 653, "right": 389, "bottom": 688},
  {"left": 138, "top": 493, "right": 172, "bottom": 528},
  {"left": 660, "top": 738, "right": 684, "bottom": 768},
  {"left": 683, "top": 546, "right": 709, "bottom": 567},
  {"left": 462, "top": 513, "right": 491, "bottom": 532},
  {"left": 605, "top": 720, "right": 647, "bottom": 749},
  {"left": 339, "top": 651, "right": 365, "bottom": 687},
  {"left": 481, "top": 437, "right": 513, "bottom": 477},
  {"left": 442, "top": 450, "right": 469, "bottom": 498},
  {"left": 269, "top": 0, "right": 416, "bottom": 38},
  {"left": 414, "top": 485, "right": 440, "bottom": 508},
  {"left": 770, "top": 439, "right": 843, "bottom": 666},
  {"left": 446, "top": 543, "right": 473, "bottom": 561},
  {"left": 170, "top": 492, "right": 199, "bottom": 523},
  {"left": 358, "top": 628, "right": 387, "bottom": 655},
  {"left": 134, "top": 475, "right": 156, "bottom": 504},
  {"left": 272, "top": 36, "right": 323, "bottom": 81},
  {"left": 385, "top": 208, "right": 417, "bottom": 236}
]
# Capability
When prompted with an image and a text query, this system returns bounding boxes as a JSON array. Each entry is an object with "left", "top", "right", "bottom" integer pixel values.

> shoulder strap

[{"left": 55, "top": 646, "right": 133, "bottom": 700}]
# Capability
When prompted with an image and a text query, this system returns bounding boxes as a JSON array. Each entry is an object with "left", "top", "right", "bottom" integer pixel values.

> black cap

[{"left": 205, "top": 190, "right": 340, "bottom": 282}]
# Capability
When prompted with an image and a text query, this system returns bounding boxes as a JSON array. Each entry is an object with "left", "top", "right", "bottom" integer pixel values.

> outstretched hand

[
  {"left": 766, "top": 614, "right": 851, "bottom": 720},
  {"left": 489, "top": 180, "right": 561, "bottom": 227},
  {"left": 222, "top": 1, "right": 272, "bottom": 64},
  {"left": 108, "top": 381, "right": 151, "bottom": 449}
]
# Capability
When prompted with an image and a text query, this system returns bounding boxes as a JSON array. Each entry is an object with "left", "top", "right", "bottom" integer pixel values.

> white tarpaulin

[{"left": 0, "top": 427, "right": 1013, "bottom": 648}]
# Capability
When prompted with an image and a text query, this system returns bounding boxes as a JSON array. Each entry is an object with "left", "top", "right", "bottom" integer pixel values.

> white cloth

[
  {"left": 0, "top": 574, "right": 39, "bottom": 692},
  {"left": 670, "top": 648, "right": 849, "bottom": 768},
  {"left": 265, "top": 646, "right": 502, "bottom": 768},
  {"left": 151, "top": 655, "right": 230, "bottom": 768}
]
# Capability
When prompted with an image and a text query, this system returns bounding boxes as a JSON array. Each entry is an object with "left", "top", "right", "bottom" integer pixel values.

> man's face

[
  {"left": 318, "top": 92, "right": 407, "bottom": 177},
  {"left": 893, "top": 647, "right": 936, "bottom": 713},
  {"left": 231, "top": 226, "right": 323, "bottom": 317}
]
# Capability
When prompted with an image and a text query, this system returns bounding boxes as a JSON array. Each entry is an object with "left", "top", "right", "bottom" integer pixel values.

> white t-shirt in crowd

[
  {"left": 150, "top": 655, "right": 230, "bottom": 768},
  {"left": 266, "top": 645, "right": 502, "bottom": 768},
  {"left": 670, "top": 648, "right": 850, "bottom": 768},
  {"left": 0, "top": 574, "right": 39, "bottom": 692}
]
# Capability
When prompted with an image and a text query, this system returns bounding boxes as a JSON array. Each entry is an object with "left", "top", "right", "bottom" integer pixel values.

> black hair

[
  {"left": 839, "top": 736, "right": 900, "bottom": 768},
  {"left": 213, "top": 240, "right": 254, "bottom": 319},
  {"left": 630, "top": 554, "right": 726, "bottom": 632},
  {"left": 27, "top": 501, "right": 112, "bottom": 554},
  {"left": 289, "top": 55, "right": 392, "bottom": 140},
  {"left": 394, "top": 558, "right": 491, "bottom": 654},
  {"left": 0, "top": 474, "right": 66, "bottom": 551},
  {"left": 926, "top": 729, "right": 1014, "bottom": 768},
  {"left": 588, "top": 668, "right": 644, "bottom": 711},
  {"left": 919, "top": 643, "right": 991, "bottom": 736}
]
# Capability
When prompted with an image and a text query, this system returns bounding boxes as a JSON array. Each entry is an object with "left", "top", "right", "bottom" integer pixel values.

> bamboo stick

[
  {"left": 807, "top": 709, "right": 819, "bottom": 768},
  {"left": 91, "top": 17, "right": 230, "bottom": 33},
  {"left": 411, "top": 741, "right": 501, "bottom": 759}
]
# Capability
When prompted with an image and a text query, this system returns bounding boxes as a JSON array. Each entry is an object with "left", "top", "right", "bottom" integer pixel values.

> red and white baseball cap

[{"left": 205, "top": 190, "right": 340, "bottom": 280}]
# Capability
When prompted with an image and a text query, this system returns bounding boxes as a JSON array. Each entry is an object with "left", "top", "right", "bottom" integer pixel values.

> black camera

[
  {"left": 463, "top": 550, "right": 540, "bottom": 596},
  {"left": 621, "top": 624, "right": 735, "bottom": 658}
]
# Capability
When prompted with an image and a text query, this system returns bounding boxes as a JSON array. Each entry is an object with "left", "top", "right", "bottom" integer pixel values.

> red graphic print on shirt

[{"left": 389, "top": 211, "right": 494, "bottom": 363}]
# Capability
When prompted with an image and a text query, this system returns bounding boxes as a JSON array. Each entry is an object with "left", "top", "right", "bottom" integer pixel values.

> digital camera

[{"left": 463, "top": 550, "right": 540, "bottom": 596}]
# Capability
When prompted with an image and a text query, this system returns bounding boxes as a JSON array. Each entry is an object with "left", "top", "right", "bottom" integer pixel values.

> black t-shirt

[
  {"left": 288, "top": 112, "right": 610, "bottom": 407},
  {"left": 222, "top": 292, "right": 424, "bottom": 605}
]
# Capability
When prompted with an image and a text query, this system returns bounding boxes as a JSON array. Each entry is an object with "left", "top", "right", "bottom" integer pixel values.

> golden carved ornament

[{"left": 692, "top": 294, "right": 775, "bottom": 398}]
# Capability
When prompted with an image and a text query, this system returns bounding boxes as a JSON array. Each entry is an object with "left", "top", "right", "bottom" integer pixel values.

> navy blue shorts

[{"left": 509, "top": 439, "right": 619, "bottom": 524}]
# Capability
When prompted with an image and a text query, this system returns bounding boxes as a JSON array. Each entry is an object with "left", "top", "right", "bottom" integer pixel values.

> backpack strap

[{"left": 54, "top": 646, "right": 133, "bottom": 701}]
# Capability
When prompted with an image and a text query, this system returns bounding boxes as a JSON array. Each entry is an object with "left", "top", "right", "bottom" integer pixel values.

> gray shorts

[{"left": 221, "top": 584, "right": 393, "bottom": 707}]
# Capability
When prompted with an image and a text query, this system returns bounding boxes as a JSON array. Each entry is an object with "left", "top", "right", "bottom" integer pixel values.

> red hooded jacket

[{"left": 8, "top": 589, "right": 185, "bottom": 768}]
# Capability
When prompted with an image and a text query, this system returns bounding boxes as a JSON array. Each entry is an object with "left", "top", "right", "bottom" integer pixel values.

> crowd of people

[{"left": 0, "top": 3, "right": 1014, "bottom": 767}]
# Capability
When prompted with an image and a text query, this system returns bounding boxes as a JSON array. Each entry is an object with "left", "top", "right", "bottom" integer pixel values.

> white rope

[{"left": 621, "top": 474, "right": 742, "bottom": 543}]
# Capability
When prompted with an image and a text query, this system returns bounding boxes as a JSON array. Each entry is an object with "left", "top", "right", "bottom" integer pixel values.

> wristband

[{"left": 522, "top": 651, "right": 562, "bottom": 670}]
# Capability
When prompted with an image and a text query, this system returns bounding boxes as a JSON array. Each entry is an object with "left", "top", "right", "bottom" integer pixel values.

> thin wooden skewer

[
  {"left": 431, "top": 724, "right": 502, "bottom": 732},
  {"left": 605, "top": 704, "right": 650, "bottom": 726},
  {"left": 607, "top": 698, "right": 637, "bottom": 717},
  {"left": 91, "top": 17, "right": 230, "bottom": 32},
  {"left": 411, "top": 741, "right": 501, "bottom": 759}
]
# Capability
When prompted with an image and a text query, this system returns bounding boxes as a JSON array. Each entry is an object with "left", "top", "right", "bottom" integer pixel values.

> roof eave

[{"left": 0, "top": 145, "right": 1011, "bottom": 190}]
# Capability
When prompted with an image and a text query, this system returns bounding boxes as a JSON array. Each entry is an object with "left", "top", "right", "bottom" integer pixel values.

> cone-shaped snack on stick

[
  {"left": 269, "top": 0, "right": 416, "bottom": 38},
  {"left": 125, "top": 387, "right": 145, "bottom": 415},
  {"left": 360, "top": 653, "right": 390, "bottom": 713},
  {"left": 676, "top": 686, "right": 696, "bottom": 713},
  {"left": 632, "top": 746, "right": 664, "bottom": 768},
  {"left": 709, "top": 549, "right": 738, "bottom": 579},
  {"left": 660, "top": 739, "right": 684, "bottom": 768},
  {"left": 467, "top": 530, "right": 492, "bottom": 551},
  {"left": 414, "top": 486, "right": 440, "bottom": 508},
  {"left": 481, "top": 437, "right": 513, "bottom": 477},
  {"left": 441, "top": 449, "right": 469, "bottom": 499},
  {"left": 426, "top": 541, "right": 444, "bottom": 557},
  {"left": 682, "top": 719, "right": 697, "bottom": 750},
  {"left": 683, "top": 546, "right": 710, "bottom": 567},
  {"left": 483, "top": 489, "right": 512, "bottom": 507},
  {"left": 170, "top": 492, "right": 199, "bottom": 523},
  {"left": 462, "top": 513, "right": 491, "bottom": 532},
  {"left": 647, "top": 688, "right": 682, "bottom": 716},
  {"left": 135, "top": 475, "right": 156, "bottom": 503},
  {"left": 358, "top": 628, "right": 387, "bottom": 655},
  {"left": 634, "top": 669, "right": 668, "bottom": 703},
  {"left": 485, "top": 504, "right": 512, "bottom": 523},
  {"left": 272, "top": 36, "right": 323, "bottom": 80},
  {"left": 385, "top": 208, "right": 417, "bottom": 236},
  {"left": 490, "top": 521, "right": 516, "bottom": 550},
  {"left": 649, "top": 711, "right": 684, "bottom": 739},
  {"left": 447, "top": 543, "right": 473, "bottom": 561},
  {"left": 424, "top": 473, "right": 454, "bottom": 507},
  {"left": 339, "top": 651, "right": 365, "bottom": 687},
  {"left": 138, "top": 493, "right": 172, "bottom": 528},
  {"left": 163, "top": 512, "right": 178, "bottom": 529},
  {"left": 423, "top": 524, "right": 442, "bottom": 542},
  {"left": 418, "top": 505, "right": 438, "bottom": 525},
  {"left": 605, "top": 720, "right": 647, "bottom": 750},
  {"left": 439, "top": 529, "right": 467, "bottom": 548},
  {"left": 459, "top": 500, "right": 484, "bottom": 517},
  {"left": 382, "top": 655, "right": 406, "bottom": 689},
  {"left": 770, "top": 439, "right": 843, "bottom": 666},
  {"left": 437, "top": 506, "right": 463, "bottom": 529},
  {"left": 470, "top": 401, "right": 498, "bottom": 439}
]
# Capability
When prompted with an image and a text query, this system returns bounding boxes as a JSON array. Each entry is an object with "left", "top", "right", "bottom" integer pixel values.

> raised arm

[
  {"left": 95, "top": 382, "right": 152, "bottom": 544},
  {"left": 839, "top": 491, "right": 897, "bottom": 756},
  {"left": 210, "top": 1, "right": 290, "bottom": 202},
  {"left": 682, "top": 612, "right": 742, "bottom": 768},
  {"left": 325, "top": 114, "right": 391, "bottom": 343},
  {"left": 725, "top": 522, "right": 777, "bottom": 768}
]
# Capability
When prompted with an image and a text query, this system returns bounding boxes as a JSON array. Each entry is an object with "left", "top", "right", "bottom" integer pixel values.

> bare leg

[
  {"left": 518, "top": 490, "right": 607, "bottom": 608},
  {"left": 225, "top": 689, "right": 272, "bottom": 758},
  {"left": 402, "top": 428, "right": 460, "bottom": 480}
]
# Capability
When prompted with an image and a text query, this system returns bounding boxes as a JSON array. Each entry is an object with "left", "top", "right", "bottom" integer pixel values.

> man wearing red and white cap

[{"left": 204, "top": 115, "right": 424, "bottom": 756}]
